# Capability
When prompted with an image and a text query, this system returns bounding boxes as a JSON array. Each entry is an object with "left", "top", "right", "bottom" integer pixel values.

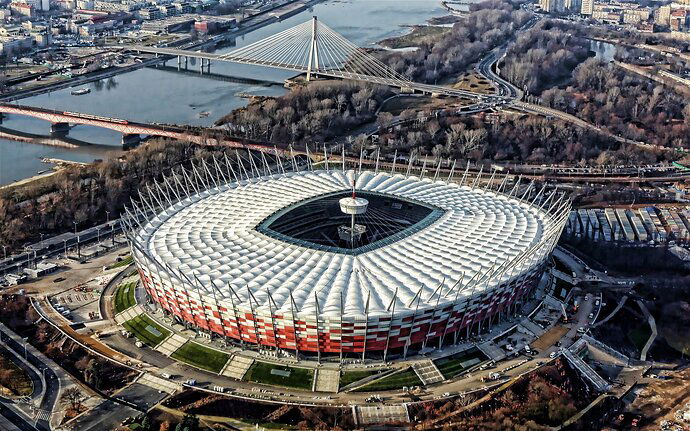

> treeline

[
  {"left": 410, "top": 360, "right": 589, "bottom": 430},
  {"left": 377, "top": 0, "right": 530, "bottom": 83},
  {"left": 215, "top": 81, "right": 392, "bottom": 144},
  {"left": 370, "top": 108, "right": 638, "bottom": 165},
  {"left": 0, "top": 141, "right": 239, "bottom": 252},
  {"left": 502, "top": 20, "right": 591, "bottom": 94},
  {"left": 541, "top": 58, "right": 690, "bottom": 149}
]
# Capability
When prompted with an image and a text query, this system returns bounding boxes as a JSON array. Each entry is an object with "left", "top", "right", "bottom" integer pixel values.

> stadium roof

[{"left": 137, "top": 170, "right": 557, "bottom": 318}]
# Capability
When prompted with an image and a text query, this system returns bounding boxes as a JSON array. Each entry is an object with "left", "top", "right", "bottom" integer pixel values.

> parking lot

[{"left": 51, "top": 272, "right": 118, "bottom": 323}]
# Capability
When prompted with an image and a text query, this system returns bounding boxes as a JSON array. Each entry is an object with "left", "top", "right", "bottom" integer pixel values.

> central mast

[{"left": 338, "top": 174, "right": 368, "bottom": 248}]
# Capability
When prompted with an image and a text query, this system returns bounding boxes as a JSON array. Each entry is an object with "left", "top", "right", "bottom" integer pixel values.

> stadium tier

[{"left": 123, "top": 163, "right": 569, "bottom": 360}]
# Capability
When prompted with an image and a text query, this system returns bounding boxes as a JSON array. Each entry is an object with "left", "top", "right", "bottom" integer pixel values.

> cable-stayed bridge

[{"left": 116, "top": 17, "right": 504, "bottom": 102}]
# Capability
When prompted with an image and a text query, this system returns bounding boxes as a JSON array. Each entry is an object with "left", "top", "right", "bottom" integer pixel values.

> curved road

[{"left": 0, "top": 329, "right": 60, "bottom": 431}]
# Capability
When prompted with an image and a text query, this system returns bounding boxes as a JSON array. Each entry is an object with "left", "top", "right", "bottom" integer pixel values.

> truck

[{"left": 482, "top": 372, "right": 502, "bottom": 382}]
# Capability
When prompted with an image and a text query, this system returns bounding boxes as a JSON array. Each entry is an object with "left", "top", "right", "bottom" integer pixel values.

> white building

[{"left": 581, "top": 0, "right": 594, "bottom": 15}]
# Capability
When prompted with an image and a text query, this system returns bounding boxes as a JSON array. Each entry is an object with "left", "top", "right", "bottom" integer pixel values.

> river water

[{"left": 0, "top": 0, "right": 455, "bottom": 185}]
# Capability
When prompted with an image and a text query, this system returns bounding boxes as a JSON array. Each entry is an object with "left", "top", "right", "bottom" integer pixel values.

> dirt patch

[
  {"left": 627, "top": 368, "right": 690, "bottom": 429},
  {"left": 532, "top": 326, "right": 569, "bottom": 351}
]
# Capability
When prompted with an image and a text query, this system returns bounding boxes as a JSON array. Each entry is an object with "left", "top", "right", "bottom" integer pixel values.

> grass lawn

[
  {"left": 353, "top": 368, "right": 422, "bottom": 392},
  {"left": 171, "top": 342, "right": 230, "bottom": 374},
  {"left": 123, "top": 314, "right": 170, "bottom": 348},
  {"left": 339, "top": 369, "right": 382, "bottom": 388},
  {"left": 108, "top": 255, "right": 133, "bottom": 270},
  {"left": 628, "top": 323, "right": 652, "bottom": 351},
  {"left": 434, "top": 348, "right": 489, "bottom": 380},
  {"left": 114, "top": 282, "right": 136, "bottom": 314},
  {"left": 0, "top": 351, "right": 33, "bottom": 397},
  {"left": 244, "top": 362, "right": 314, "bottom": 390}
]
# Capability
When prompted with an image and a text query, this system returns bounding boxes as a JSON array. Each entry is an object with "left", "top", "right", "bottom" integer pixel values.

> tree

[
  {"left": 84, "top": 359, "right": 102, "bottom": 389},
  {"left": 175, "top": 414, "right": 199, "bottom": 431},
  {"left": 61, "top": 387, "right": 85, "bottom": 412},
  {"left": 0, "top": 369, "right": 19, "bottom": 394},
  {"left": 140, "top": 415, "right": 152, "bottom": 431}
]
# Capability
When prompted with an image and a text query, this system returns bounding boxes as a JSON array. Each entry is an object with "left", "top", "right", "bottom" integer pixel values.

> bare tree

[{"left": 62, "top": 387, "right": 86, "bottom": 412}]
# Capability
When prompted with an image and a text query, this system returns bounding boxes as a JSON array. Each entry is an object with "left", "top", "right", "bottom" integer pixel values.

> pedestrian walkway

[
  {"left": 313, "top": 368, "right": 340, "bottom": 393},
  {"left": 220, "top": 355, "right": 254, "bottom": 379},
  {"left": 136, "top": 373, "right": 182, "bottom": 395},
  {"left": 562, "top": 349, "right": 610, "bottom": 392},
  {"left": 114, "top": 304, "right": 144, "bottom": 325},
  {"left": 477, "top": 341, "right": 506, "bottom": 362},
  {"left": 412, "top": 360, "right": 445, "bottom": 385},
  {"left": 520, "top": 320, "right": 545, "bottom": 338},
  {"left": 637, "top": 300, "right": 657, "bottom": 361},
  {"left": 34, "top": 409, "right": 51, "bottom": 422},
  {"left": 155, "top": 333, "right": 187, "bottom": 356}
]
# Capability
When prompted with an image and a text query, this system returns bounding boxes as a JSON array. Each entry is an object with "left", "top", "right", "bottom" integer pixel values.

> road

[{"left": 0, "top": 328, "right": 60, "bottom": 431}]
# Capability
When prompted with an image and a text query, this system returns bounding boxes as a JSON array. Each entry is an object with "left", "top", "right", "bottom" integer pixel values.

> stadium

[{"left": 123, "top": 160, "right": 570, "bottom": 361}]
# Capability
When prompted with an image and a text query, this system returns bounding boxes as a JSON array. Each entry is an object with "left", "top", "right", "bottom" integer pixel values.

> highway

[{"left": 0, "top": 327, "right": 60, "bottom": 431}]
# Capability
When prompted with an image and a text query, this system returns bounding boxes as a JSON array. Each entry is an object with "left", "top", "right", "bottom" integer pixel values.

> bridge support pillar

[
  {"left": 121, "top": 133, "right": 141, "bottom": 149},
  {"left": 199, "top": 58, "right": 205, "bottom": 75},
  {"left": 206, "top": 59, "right": 211, "bottom": 74},
  {"left": 50, "top": 122, "right": 70, "bottom": 136},
  {"left": 177, "top": 55, "right": 182, "bottom": 71},
  {"left": 185, "top": 56, "right": 188, "bottom": 69}
]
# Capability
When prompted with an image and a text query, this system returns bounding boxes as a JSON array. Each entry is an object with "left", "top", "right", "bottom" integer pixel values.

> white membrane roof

[{"left": 140, "top": 170, "right": 552, "bottom": 318}]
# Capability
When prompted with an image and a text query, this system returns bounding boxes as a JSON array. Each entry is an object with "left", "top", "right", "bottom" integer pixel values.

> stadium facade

[{"left": 122, "top": 156, "right": 569, "bottom": 361}]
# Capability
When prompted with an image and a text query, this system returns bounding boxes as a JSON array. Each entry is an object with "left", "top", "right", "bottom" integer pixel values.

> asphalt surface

[
  {"left": 69, "top": 383, "right": 167, "bottom": 431},
  {"left": 66, "top": 398, "right": 140, "bottom": 431},
  {"left": 0, "top": 330, "right": 59, "bottom": 431}
]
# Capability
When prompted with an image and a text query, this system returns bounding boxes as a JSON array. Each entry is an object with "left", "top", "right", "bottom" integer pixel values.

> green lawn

[
  {"left": 108, "top": 255, "right": 133, "bottom": 270},
  {"left": 114, "top": 282, "right": 136, "bottom": 314},
  {"left": 340, "top": 369, "right": 382, "bottom": 388},
  {"left": 122, "top": 314, "right": 170, "bottom": 348},
  {"left": 434, "top": 348, "right": 488, "bottom": 379},
  {"left": 353, "top": 368, "right": 422, "bottom": 392},
  {"left": 171, "top": 341, "right": 230, "bottom": 374},
  {"left": 243, "top": 362, "right": 314, "bottom": 390}
]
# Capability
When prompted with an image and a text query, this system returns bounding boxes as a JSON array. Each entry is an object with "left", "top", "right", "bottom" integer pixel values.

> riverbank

[
  {"left": 378, "top": 25, "right": 451, "bottom": 49},
  {"left": 0, "top": 0, "right": 324, "bottom": 103}
]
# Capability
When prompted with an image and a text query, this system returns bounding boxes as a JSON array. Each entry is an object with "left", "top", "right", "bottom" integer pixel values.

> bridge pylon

[{"left": 306, "top": 16, "right": 320, "bottom": 82}]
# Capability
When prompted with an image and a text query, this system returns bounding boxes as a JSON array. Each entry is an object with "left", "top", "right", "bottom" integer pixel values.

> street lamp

[
  {"left": 73, "top": 221, "right": 78, "bottom": 235},
  {"left": 105, "top": 210, "right": 110, "bottom": 224},
  {"left": 2, "top": 245, "right": 6, "bottom": 260},
  {"left": 39, "top": 233, "right": 44, "bottom": 248},
  {"left": 96, "top": 227, "right": 101, "bottom": 244}
]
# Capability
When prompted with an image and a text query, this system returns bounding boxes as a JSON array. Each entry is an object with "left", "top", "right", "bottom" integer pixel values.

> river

[{"left": 0, "top": 0, "right": 459, "bottom": 185}]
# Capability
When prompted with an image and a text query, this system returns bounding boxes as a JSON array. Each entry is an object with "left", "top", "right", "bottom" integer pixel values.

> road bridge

[{"left": 115, "top": 17, "right": 505, "bottom": 102}]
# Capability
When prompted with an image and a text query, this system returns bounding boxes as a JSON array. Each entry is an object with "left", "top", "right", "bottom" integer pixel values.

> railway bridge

[{"left": 0, "top": 102, "right": 285, "bottom": 152}]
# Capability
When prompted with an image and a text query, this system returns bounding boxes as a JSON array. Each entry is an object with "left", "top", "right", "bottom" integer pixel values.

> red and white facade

[{"left": 124, "top": 167, "right": 569, "bottom": 359}]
